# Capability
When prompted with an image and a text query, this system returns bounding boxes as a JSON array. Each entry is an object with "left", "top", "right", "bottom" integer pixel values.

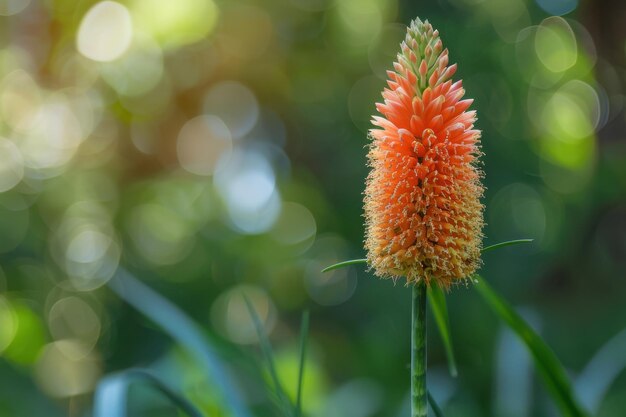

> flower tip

[{"left": 419, "top": 60, "right": 428, "bottom": 77}]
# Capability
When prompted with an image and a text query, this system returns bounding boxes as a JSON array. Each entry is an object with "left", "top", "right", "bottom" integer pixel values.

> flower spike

[{"left": 364, "top": 18, "right": 484, "bottom": 289}]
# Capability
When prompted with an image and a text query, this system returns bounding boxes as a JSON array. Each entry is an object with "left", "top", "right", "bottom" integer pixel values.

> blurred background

[{"left": 0, "top": 0, "right": 625, "bottom": 416}]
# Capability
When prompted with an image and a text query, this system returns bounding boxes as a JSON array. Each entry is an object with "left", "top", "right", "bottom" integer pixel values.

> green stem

[{"left": 412, "top": 283, "right": 428, "bottom": 417}]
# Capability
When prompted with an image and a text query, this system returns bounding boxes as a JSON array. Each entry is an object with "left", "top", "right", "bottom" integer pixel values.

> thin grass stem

[
  {"left": 427, "top": 391, "right": 445, "bottom": 417},
  {"left": 481, "top": 239, "right": 533, "bottom": 253},
  {"left": 295, "top": 310, "right": 310, "bottom": 417},
  {"left": 243, "top": 295, "right": 293, "bottom": 417},
  {"left": 321, "top": 259, "right": 367, "bottom": 272}
]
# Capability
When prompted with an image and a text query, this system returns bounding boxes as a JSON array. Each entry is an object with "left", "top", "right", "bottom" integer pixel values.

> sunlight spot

[{"left": 77, "top": 1, "right": 133, "bottom": 62}]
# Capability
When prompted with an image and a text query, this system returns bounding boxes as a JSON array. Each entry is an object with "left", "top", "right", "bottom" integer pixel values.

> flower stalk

[{"left": 411, "top": 283, "right": 428, "bottom": 417}]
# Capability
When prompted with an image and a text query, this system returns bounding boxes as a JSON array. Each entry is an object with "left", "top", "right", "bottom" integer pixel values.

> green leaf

[
  {"left": 481, "top": 239, "right": 533, "bottom": 253},
  {"left": 321, "top": 258, "right": 367, "bottom": 272},
  {"left": 108, "top": 269, "right": 251, "bottom": 417},
  {"left": 93, "top": 369, "right": 204, "bottom": 417},
  {"left": 427, "top": 391, "right": 445, "bottom": 417},
  {"left": 243, "top": 295, "right": 294, "bottom": 417},
  {"left": 427, "top": 283, "right": 457, "bottom": 377},
  {"left": 295, "top": 310, "right": 310, "bottom": 417},
  {"left": 473, "top": 275, "right": 587, "bottom": 417}
]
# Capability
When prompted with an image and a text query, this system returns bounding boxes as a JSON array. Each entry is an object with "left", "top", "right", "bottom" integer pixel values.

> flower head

[{"left": 364, "top": 18, "right": 484, "bottom": 289}]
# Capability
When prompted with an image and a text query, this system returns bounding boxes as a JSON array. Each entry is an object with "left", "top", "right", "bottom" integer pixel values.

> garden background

[{"left": 0, "top": 0, "right": 625, "bottom": 416}]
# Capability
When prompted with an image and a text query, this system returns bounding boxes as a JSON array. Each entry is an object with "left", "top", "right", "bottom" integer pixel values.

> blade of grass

[
  {"left": 109, "top": 269, "right": 251, "bottom": 417},
  {"left": 427, "top": 391, "right": 445, "bottom": 417},
  {"left": 295, "top": 310, "right": 310, "bottom": 417},
  {"left": 321, "top": 259, "right": 367, "bottom": 272},
  {"left": 321, "top": 239, "right": 533, "bottom": 273},
  {"left": 574, "top": 327, "right": 626, "bottom": 414},
  {"left": 243, "top": 295, "right": 293, "bottom": 417},
  {"left": 427, "top": 283, "right": 457, "bottom": 377},
  {"left": 93, "top": 369, "right": 204, "bottom": 417},
  {"left": 474, "top": 275, "right": 587, "bottom": 417},
  {"left": 482, "top": 239, "right": 533, "bottom": 253}
]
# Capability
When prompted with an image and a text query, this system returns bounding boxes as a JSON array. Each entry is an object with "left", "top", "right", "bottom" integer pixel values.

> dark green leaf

[
  {"left": 427, "top": 283, "right": 457, "bottom": 377},
  {"left": 474, "top": 275, "right": 587, "bottom": 417}
]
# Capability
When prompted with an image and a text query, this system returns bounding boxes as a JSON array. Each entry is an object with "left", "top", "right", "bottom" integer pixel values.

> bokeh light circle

[
  {"left": 99, "top": 34, "right": 164, "bottom": 97},
  {"left": 177, "top": 115, "right": 232, "bottom": 176},
  {"left": 270, "top": 202, "right": 317, "bottom": 249},
  {"left": 48, "top": 297, "right": 101, "bottom": 356},
  {"left": 535, "top": 0, "right": 578, "bottom": 16},
  {"left": 348, "top": 76, "right": 382, "bottom": 132},
  {"left": 0, "top": 0, "right": 31, "bottom": 16},
  {"left": 368, "top": 24, "right": 406, "bottom": 79},
  {"left": 0, "top": 300, "right": 46, "bottom": 365},
  {"left": 128, "top": 203, "right": 196, "bottom": 265},
  {"left": 210, "top": 285, "right": 277, "bottom": 345},
  {"left": 489, "top": 183, "right": 546, "bottom": 243},
  {"left": 203, "top": 81, "right": 259, "bottom": 140},
  {"left": 131, "top": 0, "right": 219, "bottom": 49},
  {"left": 214, "top": 149, "right": 281, "bottom": 234},
  {"left": 535, "top": 17, "right": 577, "bottom": 73},
  {"left": 51, "top": 202, "right": 120, "bottom": 291},
  {"left": 34, "top": 340, "right": 101, "bottom": 398},
  {"left": 77, "top": 1, "right": 133, "bottom": 62},
  {"left": 335, "top": 0, "right": 391, "bottom": 47},
  {"left": 0, "top": 137, "right": 24, "bottom": 192},
  {"left": 304, "top": 236, "right": 357, "bottom": 306},
  {"left": 0, "top": 296, "right": 18, "bottom": 354},
  {"left": 19, "top": 94, "right": 88, "bottom": 175},
  {"left": 0, "top": 69, "right": 42, "bottom": 133},
  {"left": 538, "top": 80, "right": 599, "bottom": 169}
]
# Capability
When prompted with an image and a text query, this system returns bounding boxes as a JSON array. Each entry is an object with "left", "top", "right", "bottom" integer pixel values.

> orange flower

[{"left": 364, "top": 18, "right": 484, "bottom": 289}]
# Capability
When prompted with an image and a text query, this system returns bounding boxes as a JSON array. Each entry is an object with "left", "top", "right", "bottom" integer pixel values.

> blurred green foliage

[{"left": 1, "top": 0, "right": 626, "bottom": 416}]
